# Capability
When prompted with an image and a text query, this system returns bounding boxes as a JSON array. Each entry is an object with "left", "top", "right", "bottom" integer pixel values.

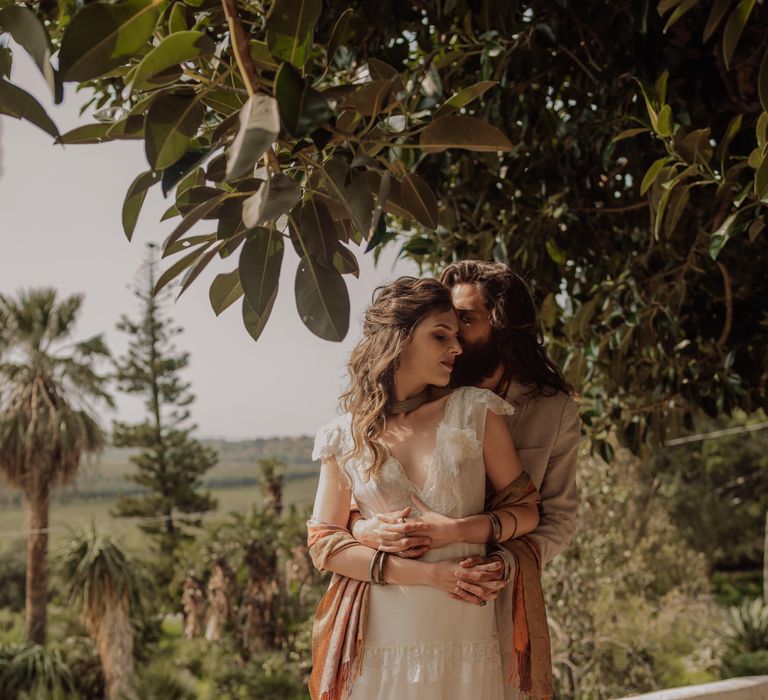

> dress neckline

[{"left": 383, "top": 389, "right": 459, "bottom": 494}]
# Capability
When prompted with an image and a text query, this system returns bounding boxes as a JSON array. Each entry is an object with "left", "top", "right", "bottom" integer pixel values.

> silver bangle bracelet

[{"left": 486, "top": 511, "right": 503, "bottom": 544}]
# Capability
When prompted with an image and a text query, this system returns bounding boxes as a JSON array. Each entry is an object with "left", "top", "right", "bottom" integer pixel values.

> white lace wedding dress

[{"left": 313, "top": 386, "right": 515, "bottom": 700}]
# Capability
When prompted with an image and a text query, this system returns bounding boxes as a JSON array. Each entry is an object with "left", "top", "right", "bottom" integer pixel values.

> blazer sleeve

[{"left": 527, "top": 396, "right": 580, "bottom": 565}]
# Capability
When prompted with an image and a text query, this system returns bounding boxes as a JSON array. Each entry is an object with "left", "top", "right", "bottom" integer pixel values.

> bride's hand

[
  {"left": 352, "top": 506, "right": 431, "bottom": 557},
  {"left": 426, "top": 558, "right": 467, "bottom": 595},
  {"left": 409, "top": 494, "right": 461, "bottom": 549}
]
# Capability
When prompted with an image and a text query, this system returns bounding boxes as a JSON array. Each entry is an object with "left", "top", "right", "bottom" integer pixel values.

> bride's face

[{"left": 396, "top": 309, "right": 463, "bottom": 387}]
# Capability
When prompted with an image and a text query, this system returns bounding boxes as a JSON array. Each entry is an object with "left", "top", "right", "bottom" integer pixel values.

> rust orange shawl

[
  {"left": 306, "top": 521, "right": 369, "bottom": 700},
  {"left": 488, "top": 474, "right": 553, "bottom": 700}
]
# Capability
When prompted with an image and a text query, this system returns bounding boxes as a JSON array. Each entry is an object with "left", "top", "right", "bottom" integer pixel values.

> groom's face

[
  {"left": 451, "top": 284, "right": 493, "bottom": 346},
  {"left": 449, "top": 283, "right": 501, "bottom": 385}
]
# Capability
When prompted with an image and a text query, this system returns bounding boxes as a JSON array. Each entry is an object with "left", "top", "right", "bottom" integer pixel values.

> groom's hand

[
  {"left": 409, "top": 494, "right": 462, "bottom": 548},
  {"left": 449, "top": 555, "right": 507, "bottom": 605}
]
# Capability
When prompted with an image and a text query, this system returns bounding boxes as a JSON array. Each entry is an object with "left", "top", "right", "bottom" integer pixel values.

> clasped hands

[{"left": 353, "top": 495, "right": 506, "bottom": 605}]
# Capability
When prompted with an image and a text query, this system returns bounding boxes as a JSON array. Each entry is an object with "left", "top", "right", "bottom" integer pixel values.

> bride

[{"left": 308, "top": 277, "right": 549, "bottom": 700}]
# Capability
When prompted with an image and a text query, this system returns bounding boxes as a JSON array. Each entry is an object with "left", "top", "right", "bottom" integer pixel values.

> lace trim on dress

[
  {"left": 357, "top": 635, "right": 502, "bottom": 685},
  {"left": 312, "top": 415, "right": 350, "bottom": 461}
]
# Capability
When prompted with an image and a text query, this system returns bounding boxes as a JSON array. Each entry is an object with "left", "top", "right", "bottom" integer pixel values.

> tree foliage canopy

[{"left": 1, "top": 0, "right": 767, "bottom": 452}]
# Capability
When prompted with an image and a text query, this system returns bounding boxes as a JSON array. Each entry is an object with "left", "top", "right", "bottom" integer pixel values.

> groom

[
  {"left": 353, "top": 260, "right": 579, "bottom": 595},
  {"left": 438, "top": 261, "right": 579, "bottom": 592}
]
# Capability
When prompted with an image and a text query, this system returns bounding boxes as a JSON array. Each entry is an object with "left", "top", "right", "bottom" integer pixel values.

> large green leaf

[
  {"left": 0, "top": 6, "right": 59, "bottom": 101},
  {"left": 319, "top": 159, "right": 373, "bottom": 236},
  {"left": 144, "top": 91, "right": 204, "bottom": 169},
  {"left": 242, "top": 174, "right": 302, "bottom": 228},
  {"left": 722, "top": 0, "right": 756, "bottom": 70},
  {"left": 332, "top": 242, "right": 359, "bottom": 278},
  {"left": 0, "top": 46, "right": 11, "bottom": 78},
  {"left": 434, "top": 80, "right": 498, "bottom": 118},
  {"left": 56, "top": 123, "right": 115, "bottom": 144},
  {"left": 225, "top": 94, "right": 281, "bottom": 182},
  {"left": 129, "top": 30, "right": 214, "bottom": 92},
  {"left": 703, "top": 0, "right": 733, "bottom": 41},
  {"left": 664, "top": 184, "right": 690, "bottom": 238},
  {"left": 291, "top": 199, "right": 337, "bottom": 267},
  {"left": 242, "top": 293, "right": 277, "bottom": 342},
  {"left": 155, "top": 238, "right": 215, "bottom": 293},
  {"left": 294, "top": 255, "right": 349, "bottom": 341},
  {"left": 177, "top": 241, "right": 224, "bottom": 299},
  {"left": 266, "top": 0, "right": 322, "bottom": 68},
  {"left": 163, "top": 192, "right": 232, "bottom": 254},
  {"left": 755, "top": 154, "right": 768, "bottom": 200},
  {"left": 326, "top": 8, "right": 352, "bottom": 64},
  {"left": 122, "top": 170, "right": 161, "bottom": 240},
  {"left": 175, "top": 186, "right": 222, "bottom": 216},
  {"left": 419, "top": 115, "right": 513, "bottom": 153},
  {"left": 709, "top": 212, "right": 741, "bottom": 259},
  {"left": 640, "top": 157, "right": 669, "bottom": 196},
  {"left": 209, "top": 268, "right": 243, "bottom": 316},
  {"left": 344, "top": 79, "right": 396, "bottom": 117},
  {"left": 168, "top": 3, "right": 189, "bottom": 33},
  {"left": 662, "top": 0, "right": 697, "bottom": 33},
  {"left": 758, "top": 50, "right": 768, "bottom": 113},
  {"left": 274, "top": 62, "right": 333, "bottom": 137},
  {"left": 0, "top": 78, "right": 58, "bottom": 137},
  {"left": 58, "top": 0, "right": 165, "bottom": 82},
  {"left": 401, "top": 173, "right": 439, "bottom": 230},
  {"left": 239, "top": 228, "right": 284, "bottom": 335}
]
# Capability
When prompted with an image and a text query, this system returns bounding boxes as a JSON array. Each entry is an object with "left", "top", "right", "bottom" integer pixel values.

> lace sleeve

[
  {"left": 311, "top": 416, "right": 347, "bottom": 461},
  {"left": 455, "top": 387, "right": 515, "bottom": 449},
  {"left": 474, "top": 388, "right": 516, "bottom": 418}
]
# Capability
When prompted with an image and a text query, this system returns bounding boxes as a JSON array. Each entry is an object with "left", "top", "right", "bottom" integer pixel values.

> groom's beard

[{"left": 451, "top": 335, "right": 502, "bottom": 387}]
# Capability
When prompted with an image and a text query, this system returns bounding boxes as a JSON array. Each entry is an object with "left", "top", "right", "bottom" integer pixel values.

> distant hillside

[
  {"left": 202, "top": 435, "right": 316, "bottom": 466},
  {"left": 0, "top": 436, "right": 317, "bottom": 507}
]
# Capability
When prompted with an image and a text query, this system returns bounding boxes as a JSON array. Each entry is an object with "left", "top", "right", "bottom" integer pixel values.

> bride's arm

[
  {"left": 412, "top": 411, "right": 540, "bottom": 546},
  {"left": 457, "top": 410, "right": 539, "bottom": 543},
  {"left": 312, "top": 456, "right": 459, "bottom": 590}
]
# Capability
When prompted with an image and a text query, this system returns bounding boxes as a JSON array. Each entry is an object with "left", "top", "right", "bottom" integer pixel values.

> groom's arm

[{"left": 525, "top": 397, "right": 580, "bottom": 566}]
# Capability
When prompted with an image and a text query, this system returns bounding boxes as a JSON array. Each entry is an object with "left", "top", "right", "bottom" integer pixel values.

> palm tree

[
  {"left": 0, "top": 289, "right": 112, "bottom": 644},
  {"left": 59, "top": 526, "right": 147, "bottom": 700}
]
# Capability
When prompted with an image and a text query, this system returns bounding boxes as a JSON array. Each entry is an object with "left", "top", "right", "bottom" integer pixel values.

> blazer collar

[{"left": 504, "top": 378, "right": 534, "bottom": 408}]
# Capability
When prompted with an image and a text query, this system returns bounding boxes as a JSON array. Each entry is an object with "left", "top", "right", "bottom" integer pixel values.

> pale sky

[{"left": 0, "top": 51, "right": 418, "bottom": 439}]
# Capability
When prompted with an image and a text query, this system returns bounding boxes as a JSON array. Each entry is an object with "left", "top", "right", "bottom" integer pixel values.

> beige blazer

[
  {"left": 502, "top": 380, "right": 580, "bottom": 566},
  {"left": 498, "top": 381, "right": 579, "bottom": 700}
]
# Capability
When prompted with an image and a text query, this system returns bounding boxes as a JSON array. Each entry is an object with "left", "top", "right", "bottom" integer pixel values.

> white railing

[{"left": 615, "top": 676, "right": 768, "bottom": 700}]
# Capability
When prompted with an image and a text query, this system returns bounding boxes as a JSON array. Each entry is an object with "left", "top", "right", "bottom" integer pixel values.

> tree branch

[
  {"left": 221, "top": 0, "right": 261, "bottom": 97},
  {"left": 716, "top": 261, "right": 733, "bottom": 349}
]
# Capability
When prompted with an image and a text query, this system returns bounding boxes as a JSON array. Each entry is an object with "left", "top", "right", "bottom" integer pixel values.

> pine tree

[{"left": 112, "top": 244, "right": 217, "bottom": 564}]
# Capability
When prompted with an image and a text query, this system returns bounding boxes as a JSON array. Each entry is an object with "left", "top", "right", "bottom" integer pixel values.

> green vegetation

[
  {"left": 1, "top": 0, "right": 767, "bottom": 697},
  {"left": 112, "top": 245, "right": 218, "bottom": 566},
  {"left": 0, "top": 289, "right": 112, "bottom": 645},
  {"left": 2, "top": 0, "right": 767, "bottom": 455}
]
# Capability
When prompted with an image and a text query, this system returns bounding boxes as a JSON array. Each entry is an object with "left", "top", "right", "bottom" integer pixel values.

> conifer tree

[{"left": 112, "top": 244, "right": 217, "bottom": 563}]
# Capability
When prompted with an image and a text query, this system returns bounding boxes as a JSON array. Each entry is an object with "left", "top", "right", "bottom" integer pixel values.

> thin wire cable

[{"left": 664, "top": 421, "right": 768, "bottom": 446}]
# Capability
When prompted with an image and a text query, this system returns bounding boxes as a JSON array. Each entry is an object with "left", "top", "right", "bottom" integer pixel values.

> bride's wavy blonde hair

[{"left": 339, "top": 277, "right": 454, "bottom": 480}]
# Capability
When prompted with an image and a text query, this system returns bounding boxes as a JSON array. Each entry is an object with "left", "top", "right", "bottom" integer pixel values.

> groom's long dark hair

[{"left": 440, "top": 260, "right": 572, "bottom": 398}]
